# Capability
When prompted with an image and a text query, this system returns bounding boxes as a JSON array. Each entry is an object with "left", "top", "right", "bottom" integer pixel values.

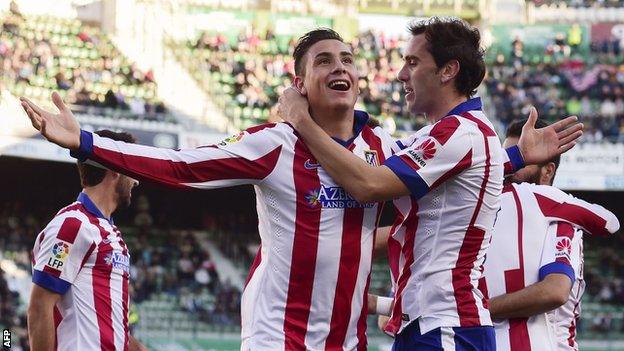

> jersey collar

[
  {"left": 77, "top": 192, "right": 114, "bottom": 224},
  {"left": 445, "top": 97, "right": 482, "bottom": 117},
  {"left": 331, "top": 110, "right": 369, "bottom": 147}
]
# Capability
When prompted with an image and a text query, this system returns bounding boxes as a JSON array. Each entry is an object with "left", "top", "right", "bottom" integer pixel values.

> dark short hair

[
  {"left": 506, "top": 118, "right": 560, "bottom": 170},
  {"left": 77, "top": 130, "right": 136, "bottom": 187},
  {"left": 408, "top": 17, "right": 485, "bottom": 98},
  {"left": 293, "top": 28, "right": 344, "bottom": 76}
]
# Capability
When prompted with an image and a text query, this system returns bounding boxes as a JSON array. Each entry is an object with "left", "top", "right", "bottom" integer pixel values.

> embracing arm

[
  {"left": 28, "top": 285, "right": 62, "bottom": 351},
  {"left": 489, "top": 273, "right": 571, "bottom": 320}
]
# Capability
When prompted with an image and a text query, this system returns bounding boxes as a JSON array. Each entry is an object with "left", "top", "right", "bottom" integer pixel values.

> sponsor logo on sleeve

[
  {"left": 405, "top": 138, "right": 437, "bottom": 168},
  {"left": 46, "top": 241, "right": 71, "bottom": 270},
  {"left": 218, "top": 131, "right": 247, "bottom": 146},
  {"left": 555, "top": 237, "right": 573, "bottom": 260}
]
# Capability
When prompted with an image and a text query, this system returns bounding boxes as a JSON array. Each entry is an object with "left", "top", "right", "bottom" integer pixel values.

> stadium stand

[
  {"left": 169, "top": 30, "right": 429, "bottom": 134},
  {"left": 0, "top": 11, "right": 174, "bottom": 123},
  {"left": 485, "top": 33, "right": 624, "bottom": 143}
]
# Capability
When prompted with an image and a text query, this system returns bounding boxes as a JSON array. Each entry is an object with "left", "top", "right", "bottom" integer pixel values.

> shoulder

[{"left": 44, "top": 205, "right": 100, "bottom": 242}]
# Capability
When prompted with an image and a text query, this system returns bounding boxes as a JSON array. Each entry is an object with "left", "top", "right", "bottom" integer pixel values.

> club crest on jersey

[
  {"left": 46, "top": 241, "right": 71, "bottom": 270},
  {"left": 406, "top": 138, "right": 437, "bottom": 168},
  {"left": 305, "top": 185, "right": 374, "bottom": 209},
  {"left": 218, "top": 131, "right": 246, "bottom": 146},
  {"left": 104, "top": 250, "right": 130, "bottom": 273},
  {"left": 364, "top": 150, "right": 379, "bottom": 166},
  {"left": 555, "top": 237, "right": 573, "bottom": 259}
]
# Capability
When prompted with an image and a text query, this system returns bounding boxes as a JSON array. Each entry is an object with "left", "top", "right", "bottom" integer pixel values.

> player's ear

[
  {"left": 541, "top": 162, "right": 556, "bottom": 184},
  {"left": 440, "top": 59, "right": 460, "bottom": 84},
  {"left": 293, "top": 76, "right": 307, "bottom": 96}
]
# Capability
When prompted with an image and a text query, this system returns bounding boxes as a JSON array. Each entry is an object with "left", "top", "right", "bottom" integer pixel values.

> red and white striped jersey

[
  {"left": 547, "top": 230, "right": 584, "bottom": 351},
  {"left": 32, "top": 192, "right": 130, "bottom": 351},
  {"left": 484, "top": 182, "right": 619, "bottom": 351},
  {"left": 382, "top": 98, "right": 505, "bottom": 335},
  {"left": 72, "top": 112, "right": 396, "bottom": 350}
]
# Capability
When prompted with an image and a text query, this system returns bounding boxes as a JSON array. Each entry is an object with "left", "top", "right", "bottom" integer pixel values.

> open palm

[
  {"left": 20, "top": 92, "right": 81, "bottom": 149},
  {"left": 517, "top": 107, "right": 584, "bottom": 165}
]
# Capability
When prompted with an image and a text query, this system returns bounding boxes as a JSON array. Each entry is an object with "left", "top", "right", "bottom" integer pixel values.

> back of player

[
  {"left": 547, "top": 229, "right": 585, "bottom": 350},
  {"left": 485, "top": 182, "right": 617, "bottom": 351}
]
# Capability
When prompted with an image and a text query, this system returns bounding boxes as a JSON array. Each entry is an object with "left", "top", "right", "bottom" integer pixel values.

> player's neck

[
  {"left": 426, "top": 92, "right": 467, "bottom": 124},
  {"left": 83, "top": 187, "right": 116, "bottom": 219},
  {"left": 309, "top": 106, "right": 355, "bottom": 141}
]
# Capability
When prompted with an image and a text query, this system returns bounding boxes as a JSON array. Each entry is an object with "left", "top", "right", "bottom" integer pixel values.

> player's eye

[{"left": 342, "top": 57, "right": 353, "bottom": 64}]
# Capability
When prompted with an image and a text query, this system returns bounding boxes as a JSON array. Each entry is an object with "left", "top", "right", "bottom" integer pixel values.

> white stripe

[
  {"left": 304, "top": 168, "right": 344, "bottom": 349},
  {"left": 440, "top": 327, "right": 456, "bottom": 350}
]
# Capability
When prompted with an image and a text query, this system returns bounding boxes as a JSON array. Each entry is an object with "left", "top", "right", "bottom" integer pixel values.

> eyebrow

[{"left": 314, "top": 51, "right": 354, "bottom": 59}]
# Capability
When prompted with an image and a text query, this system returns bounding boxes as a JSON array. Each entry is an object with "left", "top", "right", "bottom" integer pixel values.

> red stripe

[
  {"left": 534, "top": 193, "right": 608, "bottom": 236},
  {"left": 356, "top": 276, "right": 371, "bottom": 351},
  {"left": 385, "top": 198, "right": 419, "bottom": 335},
  {"left": 283, "top": 140, "right": 322, "bottom": 350},
  {"left": 92, "top": 145, "right": 282, "bottom": 190},
  {"left": 87, "top": 216, "right": 116, "bottom": 351},
  {"left": 43, "top": 265, "right": 62, "bottom": 277},
  {"left": 244, "top": 245, "right": 262, "bottom": 288},
  {"left": 568, "top": 284, "right": 582, "bottom": 347},
  {"left": 325, "top": 208, "right": 365, "bottom": 349},
  {"left": 57, "top": 203, "right": 82, "bottom": 216},
  {"left": 80, "top": 243, "right": 96, "bottom": 268},
  {"left": 505, "top": 186, "right": 531, "bottom": 350},
  {"left": 56, "top": 217, "right": 82, "bottom": 244},
  {"left": 452, "top": 113, "right": 493, "bottom": 327},
  {"left": 54, "top": 306, "right": 62, "bottom": 350},
  {"left": 361, "top": 126, "right": 388, "bottom": 164},
  {"left": 459, "top": 112, "right": 496, "bottom": 137},
  {"left": 430, "top": 116, "right": 461, "bottom": 145},
  {"left": 430, "top": 149, "right": 472, "bottom": 189},
  {"left": 398, "top": 154, "right": 422, "bottom": 172},
  {"left": 246, "top": 123, "right": 277, "bottom": 134},
  {"left": 504, "top": 161, "right": 513, "bottom": 175}
]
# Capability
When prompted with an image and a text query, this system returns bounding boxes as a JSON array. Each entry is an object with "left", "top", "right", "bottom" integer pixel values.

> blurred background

[{"left": 0, "top": 0, "right": 623, "bottom": 349}]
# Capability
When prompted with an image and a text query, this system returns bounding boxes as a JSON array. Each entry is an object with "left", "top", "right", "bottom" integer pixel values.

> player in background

[
  {"left": 278, "top": 18, "right": 583, "bottom": 350},
  {"left": 22, "top": 27, "right": 582, "bottom": 350},
  {"left": 28, "top": 130, "right": 146, "bottom": 351},
  {"left": 483, "top": 119, "right": 620, "bottom": 351}
]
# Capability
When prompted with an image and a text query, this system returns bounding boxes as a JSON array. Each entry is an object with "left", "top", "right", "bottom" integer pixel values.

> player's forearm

[
  {"left": 374, "top": 226, "right": 392, "bottom": 258},
  {"left": 489, "top": 278, "right": 568, "bottom": 319},
  {"left": 27, "top": 305, "right": 56, "bottom": 351},
  {"left": 296, "top": 118, "right": 390, "bottom": 202}
]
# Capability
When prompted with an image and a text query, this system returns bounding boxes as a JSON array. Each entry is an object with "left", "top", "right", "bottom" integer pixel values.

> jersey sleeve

[
  {"left": 70, "top": 124, "right": 283, "bottom": 190},
  {"left": 383, "top": 117, "right": 473, "bottom": 199},
  {"left": 502, "top": 145, "right": 525, "bottom": 176},
  {"left": 538, "top": 221, "right": 581, "bottom": 284},
  {"left": 530, "top": 185, "right": 620, "bottom": 237},
  {"left": 32, "top": 216, "right": 96, "bottom": 294}
]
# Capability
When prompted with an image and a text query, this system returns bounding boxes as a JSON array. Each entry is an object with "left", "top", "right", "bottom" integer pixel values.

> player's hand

[
  {"left": 377, "top": 315, "right": 390, "bottom": 332},
  {"left": 517, "top": 106, "right": 583, "bottom": 165},
  {"left": 277, "top": 86, "right": 311, "bottom": 130},
  {"left": 20, "top": 92, "right": 81, "bottom": 149}
]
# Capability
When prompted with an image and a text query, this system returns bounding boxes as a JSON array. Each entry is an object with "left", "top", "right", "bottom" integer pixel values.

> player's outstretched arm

[
  {"left": 21, "top": 92, "right": 81, "bottom": 149},
  {"left": 517, "top": 107, "right": 583, "bottom": 166},
  {"left": 489, "top": 273, "right": 571, "bottom": 320},
  {"left": 278, "top": 87, "right": 409, "bottom": 202},
  {"left": 28, "top": 284, "right": 62, "bottom": 351}
]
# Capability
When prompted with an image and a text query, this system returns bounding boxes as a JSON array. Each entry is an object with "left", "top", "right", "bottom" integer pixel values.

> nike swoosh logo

[{"left": 304, "top": 159, "right": 321, "bottom": 170}]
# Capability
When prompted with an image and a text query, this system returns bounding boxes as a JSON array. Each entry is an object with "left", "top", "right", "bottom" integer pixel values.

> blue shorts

[{"left": 392, "top": 322, "right": 495, "bottom": 351}]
